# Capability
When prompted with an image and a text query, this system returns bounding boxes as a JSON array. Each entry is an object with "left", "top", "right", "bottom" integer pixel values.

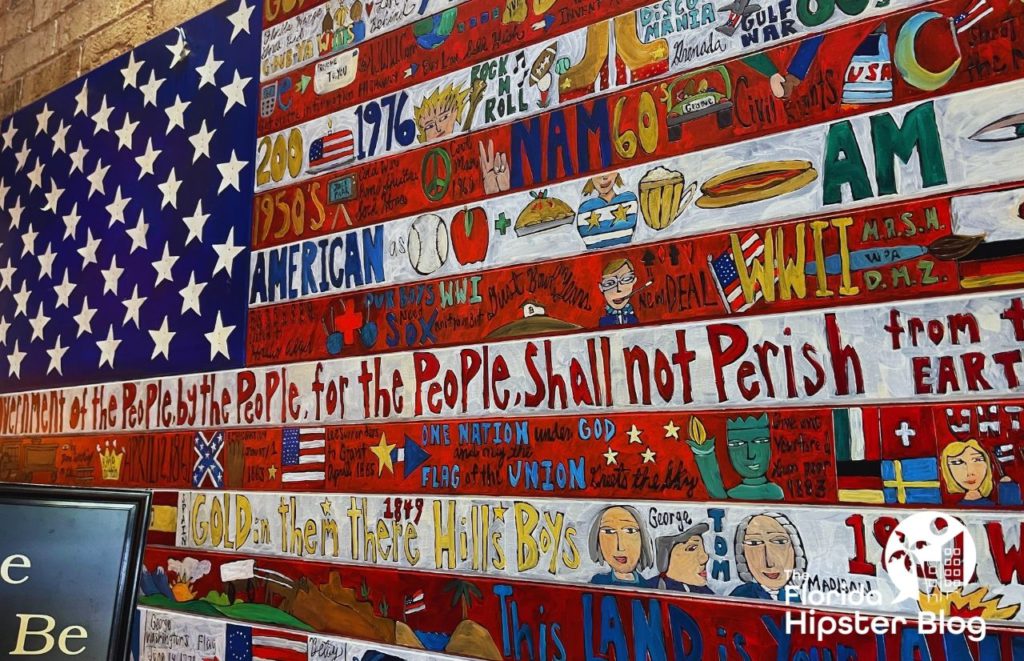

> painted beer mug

[{"left": 638, "top": 166, "right": 697, "bottom": 231}]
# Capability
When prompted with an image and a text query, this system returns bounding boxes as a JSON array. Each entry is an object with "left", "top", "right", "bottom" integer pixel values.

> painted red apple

[{"left": 450, "top": 206, "right": 489, "bottom": 265}]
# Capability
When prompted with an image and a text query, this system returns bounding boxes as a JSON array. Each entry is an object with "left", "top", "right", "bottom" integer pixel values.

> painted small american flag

[
  {"left": 404, "top": 589, "right": 426, "bottom": 615},
  {"left": 281, "top": 427, "right": 326, "bottom": 485},
  {"left": 307, "top": 129, "right": 355, "bottom": 173},
  {"left": 707, "top": 231, "right": 767, "bottom": 313}
]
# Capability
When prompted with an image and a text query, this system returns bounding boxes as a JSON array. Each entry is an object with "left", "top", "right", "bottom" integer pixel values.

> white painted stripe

[{"left": 282, "top": 471, "right": 326, "bottom": 482}]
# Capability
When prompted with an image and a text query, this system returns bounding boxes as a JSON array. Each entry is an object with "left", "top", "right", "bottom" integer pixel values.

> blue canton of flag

[
  {"left": 0, "top": 0, "right": 259, "bottom": 392},
  {"left": 225, "top": 623, "right": 252, "bottom": 661},
  {"left": 193, "top": 430, "right": 225, "bottom": 488}
]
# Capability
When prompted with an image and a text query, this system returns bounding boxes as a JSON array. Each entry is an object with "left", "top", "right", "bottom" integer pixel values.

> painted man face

[
  {"left": 946, "top": 446, "right": 989, "bottom": 492},
  {"left": 742, "top": 515, "right": 795, "bottom": 590},
  {"left": 727, "top": 419, "right": 771, "bottom": 479},
  {"left": 666, "top": 535, "right": 709, "bottom": 586},
  {"left": 600, "top": 262, "right": 637, "bottom": 311},
  {"left": 418, "top": 103, "right": 459, "bottom": 141},
  {"left": 598, "top": 507, "right": 643, "bottom": 576}
]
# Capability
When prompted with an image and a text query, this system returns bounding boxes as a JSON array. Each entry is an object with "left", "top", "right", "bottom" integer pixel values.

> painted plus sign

[
  {"left": 335, "top": 305, "right": 364, "bottom": 344},
  {"left": 895, "top": 421, "right": 916, "bottom": 447},
  {"left": 495, "top": 212, "right": 511, "bottom": 235}
]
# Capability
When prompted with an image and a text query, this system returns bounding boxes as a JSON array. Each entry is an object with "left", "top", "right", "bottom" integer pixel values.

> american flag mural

[{"left": 6, "top": 0, "right": 1024, "bottom": 658}]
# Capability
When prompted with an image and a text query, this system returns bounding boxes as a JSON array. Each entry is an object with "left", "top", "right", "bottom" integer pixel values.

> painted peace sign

[{"left": 421, "top": 147, "right": 453, "bottom": 202}]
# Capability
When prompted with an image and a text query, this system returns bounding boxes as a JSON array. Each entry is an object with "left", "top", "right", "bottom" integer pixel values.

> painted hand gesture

[{"left": 479, "top": 139, "right": 510, "bottom": 195}]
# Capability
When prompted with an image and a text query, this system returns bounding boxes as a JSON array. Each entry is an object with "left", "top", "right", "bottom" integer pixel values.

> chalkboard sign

[{"left": 0, "top": 484, "right": 150, "bottom": 661}]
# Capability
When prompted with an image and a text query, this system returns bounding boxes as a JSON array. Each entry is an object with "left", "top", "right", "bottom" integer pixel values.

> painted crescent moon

[{"left": 895, "top": 11, "right": 962, "bottom": 92}]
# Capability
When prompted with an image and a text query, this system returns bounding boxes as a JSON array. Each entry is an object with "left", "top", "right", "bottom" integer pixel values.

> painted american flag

[
  {"left": 0, "top": 0, "right": 259, "bottom": 392},
  {"left": 226, "top": 623, "right": 309, "bottom": 661},
  {"left": 707, "top": 230, "right": 768, "bottom": 314},
  {"left": 307, "top": 129, "right": 355, "bottom": 173},
  {"left": 281, "top": 426, "right": 327, "bottom": 485}
]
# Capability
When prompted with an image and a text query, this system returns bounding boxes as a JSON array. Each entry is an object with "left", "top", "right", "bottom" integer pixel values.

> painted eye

[
  {"left": 970, "top": 113, "right": 1024, "bottom": 142},
  {"left": 743, "top": 539, "right": 764, "bottom": 546},
  {"left": 949, "top": 458, "right": 965, "bottom": 466}
]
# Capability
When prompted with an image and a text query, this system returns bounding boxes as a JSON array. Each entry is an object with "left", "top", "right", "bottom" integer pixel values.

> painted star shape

[
  {"left": 152, "top": 244, "right": 178, "bottom": 284},
  {"left": 196, "top": 46, "right": 223, "bottom": 88},
  {"left": 611, "top": 204, "right": 629, "bottom": 223},
  {"left": 204, "top": 312, "right": 235, "bottom": 359},
  {"left": 121, "top": 51, "right": 143, "bottom": 89},
  {"left": 7, "top": 196, "right": 23, "bottom": 229},
  {"left": 43, "top": 179, "right": 63, "bottom": 213},
  {"left": 27, "top": 157, "right": 44, "bottom": 191},
  {"left": 603, "top": 447, "right": 619, "bottom": 465},
  {"left": 73, "top": 297, "right": 97, "bottom": 337},
  {"left": 101, "top": 256, "right": 124, "bottom": 295},
  {"left": 105, "top": 187, "right": 131, "bottom": 225},
  {"left": 135, "top": 138, "right": 162, "bottom": 177},
  {"left": 217, "top": 150, "right": 248, "bottom": 192},
  {"left": 53, "top": 270, "right": 76, "bottom": 308},
  {"left": 35, "top": 103, "right": 53, "bottom": 136},
  {"left": 149, "top": 316, "right": 175, "bottom": 359},
  {"left": 21, "top": 226, "right": 38, "bottom": 257},
  {"left": 320, "top": 498, "right": 333, "bottom": 516},
  {"left": 140, "top": 70, "right": 166, "bottom": 107},
  {"left": 96, "top": 326, "right": 122, "bottom": 368},
  {"left": 212, "top": 228, "right": 244, "bottom": 276},
  {"left": 126, "top": 212, "right": 149, "bottom": 253},
  {"left": 164, "top": 94, "right": 191, "bottom": 133},
  {"left": 627, "top": 424, "right": 643, "bottom": 444},
  {"left": 0, "top": 316, "right": 8, "bottom": 346},
  {"left": 74, "top": 81, "right": 89, "bottom": 116},
  {"left": 87, "top": 158, "right": 110, "bottom": 198},
  {"left": 641, "top": 447, "right": 657, "bottom": 463},
  {"left": 14, "top": 141, "right": 29, "bottom": 171},
  {"left": 267, "top": 464, "right": 277, "bottom": 479},
  {"left": 227, "top": 0, "right": 255, "bottom": 42},
  {"left": 63, "top": 203, "right": 82, "bottom": 239},
  {"left": 114, "top": 112, "right": 140, "bottom": 151},
  {"left": 369, "top": 433, "right": 396, "bottom": 475},
  {"left": 663, "top": 420, "right": 680, "bottom": 440},
  {"left": 122, "top": 285, "right": 147, "bottom": 328},
  {"left": 182, "top": 200, "right": 209, "bottom": 245},
  {"left": 167, "top": 29, "right": 189, "bottom": 68},
  {"left": 36, "top": 244, "right": 57, "bottom": 279},
  {"left": 13, "top": 282, "right": 31, "bottom": 317},
  {"left": 221, "top": 70, "right": 251, "bottom": 114},
  {"left": 0, "top": 177, "right": 8, "bottom": 207},
  {"left": 69, "top": 141, "right": 89, "bottom": 174},
  {"left": 158, "top": 168, "right": 182, "bottom": 208},
  {"left": 46, "top": 335, "right": 69, "bottom": 375},
  {"left": 77, "top": 229, "right": 101, "bottom": 266},
  {"left": 179, "top": 273, "right": 207, "bottom": 315},
  {"left": 92, "top": 95, "right": 114, "bottom": 133},
  {"left": 51, "top": 120, "right": 70, "bottom": 154},
  {"left": 0, "top": 260, "right": 15, "bottom": 292},
  {"left": 29, "top": 304, "right": 50, "bottom": 341},
  {"left": 8, "top": 341, "right": 26, "bottom": 378},
  {"left": 1, "top": 120, "right": 16, "bottom": 150},
  {"left": 189, "top": 120, "right": 216, "bottom": 162}
]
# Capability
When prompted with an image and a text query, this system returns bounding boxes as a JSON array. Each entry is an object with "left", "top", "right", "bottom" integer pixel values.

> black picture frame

[{"left": 0, "top": 483, "right": 151, "bottom": 661}]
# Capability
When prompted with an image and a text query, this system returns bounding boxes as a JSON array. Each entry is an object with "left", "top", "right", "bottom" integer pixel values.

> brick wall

[{"left": 0, "top": 0, "right": 222, "bottom": 118}]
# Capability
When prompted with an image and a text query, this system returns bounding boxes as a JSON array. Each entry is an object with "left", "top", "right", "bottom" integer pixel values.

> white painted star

[
  {"left": 114, "top": 112, "right": 140, "bottom": 151},
  {"left": 7, "top": 196, "right": 23, "bottom": 229},
  {"left": 196, "top": 46, "right": 223, "bottom": 89},
  {"left": 69, "top": 140, "right": 88, "bottom": 174},
  {"left": 221, "top": 70, "right": 251, "bottom": 114},
  {"left": 13, "top": 282, "right": 30, "bottom": 317},
  {"left": 135, "top": 138, "right": 161, "bottom": 177},
  {"left": 7, "top": 341, "right": 25, "bottom": 378},
  {"left": 63, "top": 203, "right": 82, "bottom": 240},
  {"left": 1, "top": 120, "right": 16, "bottom": 150},
  {"left": 35, "top": 103, "right": 53, "bottom": 135},
  {"left": 21, "top": 226, "right": 38, "bottom": 257},
  {"left": 14, "top": 141, "right": 29, "bottom": 171},
  {"left": 212, "top": 228, "right": 244, "bottom": 276},
  {"left": 167, "top": 29, "right": 190, "bottom": 67},
  {"left": 87, "top": 158, "right": 110, "bottom": 198},
  {"left": 641, "top": 447, "right": 657, "bottom": 464},
  {"left": 157, "top": 168, "right": 182, "bottom": 208},
  {"left": 43, "top": 178, "right": 63, "bottom": 213},
  {"left": 36, "top": 244, "right": 56, "bottom": 279},
  {"left": 149, "top": 316, "right": 176, "bottom": 359},
  {"left": 53, "top": 270, "right": 76, "bottom": 308},
  {"left": 46, "top": 336, "right": 68, "bottom": 375},
  {"left": 77, "top": 229, "right": 101, "bottom": 266},
  {"left": 217, "top": 150, "right": 247, "bottom": 192},
  {"left": 205, "top": 312, "right": 235, "bottom": 360},
  {"left": 165, "top": 94, "right": 191, "bottom": 133},
  {"left": 73, "top": 297, "right": 97, "bottom": 337},
  {"left": 96, "top": 326, "right": 122, "bottom": 368},
  {"left": 152, "top": 244, "right": 178, "bottom": 285},
  {"left": 0, "top": 178, "right": 8, "bottom": 206},
  {"left": 27, "top": 157, "right": 44, "bottom": 191},
  {"left": 92, "top": 95, "right": 114, "bottom": 134},
  {"left": 101, "top": 256, "right": 124, "bottom": 295},
  {"left": 189, "top": 120, "right": 216, "bottom": 162},
  {"left": 121, "top": 51, "right": 143, "bottom": 89},
  {"left": 29, "top": 304, "right": 50, "bottom": 341},
  {"left": 140, "top": 70, "right": 165, "bottom": 107},
  {"left": 179, "top": 273, "right": 207, "bottom": 316},
  {"left": 74, "top": 81, "right": 89, "bottom": 116},
  {"left": 182, "top": 201, "right": 209, "bottom": 245},
  {"left": 105, "top": 187, "right": 131, "bottom": 225},
  {"left": 227, "top": 0, "right": 255, "bottom": 42},
  {"left": 603, "top": 447, "right": 619, "bottom": 465},
  {"left": 51, "top": 120, "right": 69, "bottom": 154},
  {"left": 122, "top": 285, "right": 146, "bottom": 328},
  {"left": 126, "top": 211, "right": 149, "bottom": 253},
  {"left": 0, "top": 316, "right": 8, "bottom": 346},
  {"left": 0, "top": 260, "right": 15, "bottom": 291}
]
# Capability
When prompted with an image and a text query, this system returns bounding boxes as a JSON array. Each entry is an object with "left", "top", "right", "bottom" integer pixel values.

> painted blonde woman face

[{"left": 946, "top": 446, "right": 989, "bottom": 492}]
